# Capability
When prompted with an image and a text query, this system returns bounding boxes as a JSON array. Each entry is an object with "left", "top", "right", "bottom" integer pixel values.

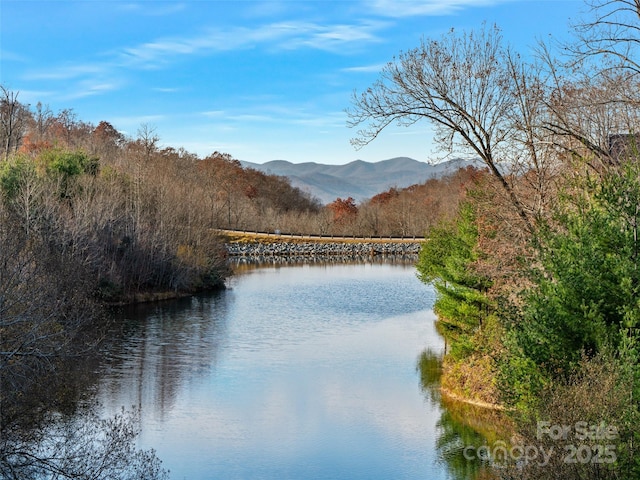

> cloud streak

[
  {"left": 119, "top": 20, "right": 386, "bottom": 68},
  {"left": 19, "top": 0, "right": 504, "bottom": 102},
  {"left": 342, "top": 63, "right": 388, "bottom": 74},
  {"left": 116, "top": 2, "right": 187, "bottom": 17},
  {"left": 367, "top": 0, "right": 506, "bottom": 17},
  {"left": 63, "top": 80, "right": 122, "bottom": 100},
  {"left": 0, "top": 49, "right": 29, "bottom": 63},
  {"left": 22, "top": 18, "right": 387, "bottom": 102}
]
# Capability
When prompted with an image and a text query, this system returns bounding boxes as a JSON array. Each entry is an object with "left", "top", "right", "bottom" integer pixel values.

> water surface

[{"left": 97, "top": 261, "right": 452, "bottom": 479}]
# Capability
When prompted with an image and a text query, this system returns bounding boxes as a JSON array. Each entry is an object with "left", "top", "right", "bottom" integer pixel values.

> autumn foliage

[{"left": 328, "top": 197, "right": 357, "bottom": 223}]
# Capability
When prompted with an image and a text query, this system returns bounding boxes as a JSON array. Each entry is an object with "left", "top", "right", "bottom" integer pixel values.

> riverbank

[{"left": 102, "top": 283, "right": 227, "bottom": 306}]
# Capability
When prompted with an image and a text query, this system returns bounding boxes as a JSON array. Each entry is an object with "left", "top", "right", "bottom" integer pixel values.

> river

[{"left": 94, "top": 259, "right": 483, "bottom": 479}]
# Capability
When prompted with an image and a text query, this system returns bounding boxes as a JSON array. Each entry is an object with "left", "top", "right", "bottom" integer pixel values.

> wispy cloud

[
  {"left": 63, "top": 80, "right": 122, "bottom": 100},
  {"left": 117, "top": 2, "right": 187, "bottom": 17},
  {"left": 227, "top": 113, "right": 277, "bottom": 123},
  {"left": 291, "top": 111, "right": 346, "bottom": 129},
  {"left": 24, "top": 63, "right": 106, "bottom": 81},
  {"left": 0, "top": 49, "right": 29, "bottom": 63},
  {"left": 21, "top": 17, "right": 388, "bottom": 102},
  {"left": 213, "top": 103, "right": 345, "bottom": 130},
  {"left": 244, "top": 1, "right": 291, "bottom": 19},
  {"left": 108, "top": 114, "right": 167, "bottom": 130},
  {"left": 280, "top": 21, "right": 386, "bottom": 52},
  {"left": 367, "top": 0, "right": 505, "bottom": 17},
  {"left": 201, "top": 110, "right": 225, "bottom": 118},
  {"left": 153, "top": 87, "right": 181, "bottom": 93},
  {"left": 119, "top": 20, "right": 386, "bottom": 68},
  {"left": 342, "top": 63, "right": 388, "bottom": 74}
]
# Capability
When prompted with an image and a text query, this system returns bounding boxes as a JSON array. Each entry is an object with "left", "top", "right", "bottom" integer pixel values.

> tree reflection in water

[
  {"left": 2, "top": 405, "right": 168, "bottom": 480},
  {"left": 1, "top": 352, "right": 170, "bottom": 480},
  {"left": 99, "top": 291, "right": 229, "bottom": 420},
  {"left": 417, "top": 349, "right": 500, "bottom": 480}
]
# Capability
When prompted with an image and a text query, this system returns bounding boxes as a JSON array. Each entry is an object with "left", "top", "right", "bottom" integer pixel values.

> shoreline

[
  {"left": 101, "top": 283, "right": 227, "bottom": 306},
  {"left": 439, "top": 387, "right": 507, "bottom": 411}
]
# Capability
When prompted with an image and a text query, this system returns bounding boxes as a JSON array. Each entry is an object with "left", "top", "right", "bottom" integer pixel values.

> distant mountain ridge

[{"left": 241, "top": 157, "right": 482, "bottom": 204}]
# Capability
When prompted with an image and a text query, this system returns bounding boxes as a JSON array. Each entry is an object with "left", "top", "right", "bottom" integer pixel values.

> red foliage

[
  {"left": 244, "top": 184, "right": 258, "bottom": 199},
  {"left": 328, "top": 197, "right": 358, "bottom": 223},
  {"left": 93, "top": 121, "right": 123, "bottom": 144},
  {"left": 18, "top": 133, "right": 52, "bottom": 156},
  {"left": 370, "top": 187, "right": 400, "bottom": 205}
]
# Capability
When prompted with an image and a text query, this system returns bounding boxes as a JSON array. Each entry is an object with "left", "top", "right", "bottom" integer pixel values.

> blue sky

[{"left": 1, "top": 0, "right": 583, "bottom": 165}]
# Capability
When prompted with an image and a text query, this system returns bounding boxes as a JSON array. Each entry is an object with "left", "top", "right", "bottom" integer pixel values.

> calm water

[{"left": 96, "top": 261, "right": 459, "bottom": 480}]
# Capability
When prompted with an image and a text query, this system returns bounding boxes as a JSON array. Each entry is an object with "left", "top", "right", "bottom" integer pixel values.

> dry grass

[
  {"left": 219, "top": 230, "right": 424, "bottom": 244},
  {"left": 441, "top": 353, "right": 502, "bottom": 408}
]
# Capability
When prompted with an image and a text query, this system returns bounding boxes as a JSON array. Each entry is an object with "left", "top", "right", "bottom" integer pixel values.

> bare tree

[
  {"left": 0, "top": 87, "right": 28, "bottom": 161},
  {"left": 91, "top": 120, "right": 125, "bottom": 159},
  {"left": 136, "top": 123, "right": 159, "bottom": 163},
  {"left": 543, "top": 67, "right": 640, "bottom": 168},
  {"left": 347, "top": 25, "right": 535, "bottom": 232},
  {"left": 131, "top": 124, "right": 159, "bottom": 236},
  {"left": 538, "top": 0, "right": 640, "bottom": 172},
  {"left": 0, "top": 209, "right": 96, "bottom": 382},
  {"left": 32, "top": 102, "right": 53, "bottom": 139},
  {"left": 52, "top": 109, "right": 77, "bottom": 148},
  {"left": 8, "top": 160, "right": 43, "bottom": 235},
  {"left": 571, "top": 0, "right": 640, "bottom": 75},
  {"left": 501, "top": 48, "right": 567, "bottom": 222}
]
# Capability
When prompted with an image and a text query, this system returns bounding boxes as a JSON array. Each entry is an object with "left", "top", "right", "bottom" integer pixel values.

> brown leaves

[{"left": 327, "top": 196, "right": 358, "bottom": 224}]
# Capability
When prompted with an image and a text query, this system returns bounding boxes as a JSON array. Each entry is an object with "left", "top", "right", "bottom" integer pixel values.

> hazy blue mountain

[{"left": 241, "top": 157, "right": 482, "bottom": 204}]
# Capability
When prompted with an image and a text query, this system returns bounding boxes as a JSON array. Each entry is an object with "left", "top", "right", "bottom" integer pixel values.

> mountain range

[{"left": 241, "top": 157, "right": 482, "bottom": 204}]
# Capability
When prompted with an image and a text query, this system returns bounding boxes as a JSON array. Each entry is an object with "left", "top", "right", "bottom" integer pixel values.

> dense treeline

[
  {"left": 326, "top": 165, "right": 482, "bottom": 237},
  {"left": 0, "top": 86, "right": 473, "bottom": 247},
  {"left": 0, "top": 80, "right": 473, "bottom": 369},
  {"left": 0, "top": 99, "right": 332, "bottom": 297},
  {"left": 351, "top": 1, "right": 640, "bottom": 478}
]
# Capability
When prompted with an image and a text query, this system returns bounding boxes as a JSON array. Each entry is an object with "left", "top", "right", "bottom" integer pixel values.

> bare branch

[{"left": 347, "top": 25, "right": 536, "bottom": 232}]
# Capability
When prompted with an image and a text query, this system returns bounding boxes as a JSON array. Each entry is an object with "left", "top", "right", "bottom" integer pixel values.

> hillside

[{"left": 241, "top": 157, "right": 482, "bottom": 203}]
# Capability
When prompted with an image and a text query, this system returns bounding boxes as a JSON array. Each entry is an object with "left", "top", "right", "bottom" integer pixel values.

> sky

[{"left": 1, "top": 0, "right": 584, "bottom": 165}]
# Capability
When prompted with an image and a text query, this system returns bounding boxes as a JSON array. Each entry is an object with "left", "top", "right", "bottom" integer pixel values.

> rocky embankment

[{"left": 225, "top": 241, "right": 422, "bottom": 257}]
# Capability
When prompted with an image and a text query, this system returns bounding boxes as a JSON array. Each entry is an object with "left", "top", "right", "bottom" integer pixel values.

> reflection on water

[
  {"left": 229, "top": 254, "right": 420, "bottom": 277},
  {"left": 417, "top": 349, "right": 503, "bottom": 480},
  {"left": 435, "top": 407, "right": 494, "bottom": 480},
  {"left": 95, "top": 261, "right": 489, "bottom": 479},
  {"left": 101, "top": 294, "right": 230, "bottom": 420}
]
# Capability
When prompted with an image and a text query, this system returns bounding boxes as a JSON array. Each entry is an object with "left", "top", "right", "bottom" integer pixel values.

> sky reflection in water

[{"left": 97, "top": 262, "right": 451, "bottom": 480}]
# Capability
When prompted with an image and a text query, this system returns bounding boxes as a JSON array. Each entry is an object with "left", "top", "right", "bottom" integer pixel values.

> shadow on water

[
  {"left": 417, "top": 349, "right": 508, "bottom": 480},
  {"left": 101, "top": 290, "right": 231, "bottom": 419},
  {"left": 0, "top": 316, "right": 170, "bottom": 479},
  {"left": 103, "top": 259, "right": 506, "bottom": 480},
  {"left": 2, "top": 290, "right": 232, "bottom": 479}
]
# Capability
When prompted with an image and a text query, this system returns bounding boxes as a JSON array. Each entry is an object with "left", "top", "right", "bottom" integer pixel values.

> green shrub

[
  {"left": 0, "top": 155, "right": 37, "bottom": 199},
  {"left": 417, "top": 202, "right": 492, "bottom": 352}
]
